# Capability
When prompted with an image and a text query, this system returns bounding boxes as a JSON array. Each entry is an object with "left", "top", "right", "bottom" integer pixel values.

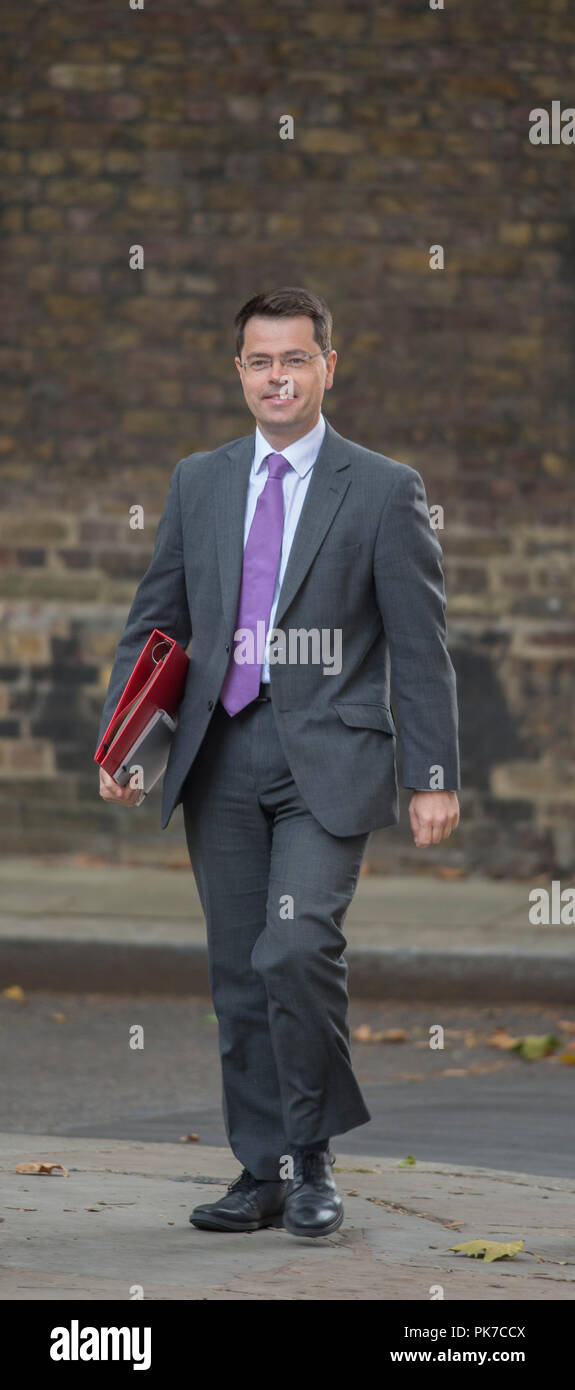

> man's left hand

[{"left": 409, "top": 790, "right": 460, "bottom": 847}]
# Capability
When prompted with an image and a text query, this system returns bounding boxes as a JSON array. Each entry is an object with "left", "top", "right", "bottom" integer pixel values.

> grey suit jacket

[{"left": 95, "top": 418, "right": 460, "bottom": 836}]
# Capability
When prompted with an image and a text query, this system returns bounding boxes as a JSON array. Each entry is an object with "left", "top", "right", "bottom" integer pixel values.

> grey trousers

[{"left": 181, "top": 694, "right": 371, "bottom": 1180}]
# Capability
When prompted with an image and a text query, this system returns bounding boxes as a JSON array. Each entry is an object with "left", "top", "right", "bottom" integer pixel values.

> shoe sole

[
  {"left": 283, "top": 1206, "right": 344, "bottom": 1239},
  {"left": 189, "top": 1210, "right": 285, "bottom": 1232}
]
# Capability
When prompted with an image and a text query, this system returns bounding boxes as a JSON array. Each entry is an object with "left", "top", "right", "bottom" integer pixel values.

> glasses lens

[{"left": 245, "top": 354, "right": 314, "bottom": 371}]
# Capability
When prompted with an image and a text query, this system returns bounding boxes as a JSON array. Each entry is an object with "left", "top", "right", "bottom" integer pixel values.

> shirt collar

[{"left": 252, "top": 411, "right": 326, "bottom": 478}]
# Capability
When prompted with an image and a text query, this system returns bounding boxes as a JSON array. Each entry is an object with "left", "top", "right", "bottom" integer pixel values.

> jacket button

[
  {"left": 208, "top": 699, "right": 214, "bottom": 710},
  {"left": 225, "top": 643, "right": 230, "bottom": 652}
]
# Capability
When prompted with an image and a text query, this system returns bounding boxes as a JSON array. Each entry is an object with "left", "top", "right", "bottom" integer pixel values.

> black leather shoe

[
  {"left": 283, "top": 1149, "right": 343, "bottom": 1238},
  {"left": 189, "top": 1168, "right": 285, "bottom": 1232}
]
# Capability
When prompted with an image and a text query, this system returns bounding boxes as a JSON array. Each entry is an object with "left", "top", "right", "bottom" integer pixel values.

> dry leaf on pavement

[
  {"left": 487, "top": 1029, "right": 519, "bottom": 1050},
  {"left": 15, "top": 1162, "right": 68, "bottom": 1177},
  {"left": 442, "top": 1238, "right": 525, "bottom": 1263},
  {"left": 2, "top": 985, "right": 26, "bottom": 1003},
  {"left": 352, "top": 1025, "right": 410, "bottom": 1043}
]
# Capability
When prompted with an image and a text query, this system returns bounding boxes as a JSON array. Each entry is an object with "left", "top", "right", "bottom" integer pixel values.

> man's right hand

[{"left": 99, "top": 766, "right": 143, "bottom": 807}]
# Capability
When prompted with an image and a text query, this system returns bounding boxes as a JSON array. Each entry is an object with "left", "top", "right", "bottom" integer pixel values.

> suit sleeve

[
  {"left": 94, "top": 456, "right": 191, "bottom": 754},
  {"left": 373, "top": 466, "right": 460, "bottom": 792}
]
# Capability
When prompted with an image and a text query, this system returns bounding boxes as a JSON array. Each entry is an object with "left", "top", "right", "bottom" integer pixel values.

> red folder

[{"left": 94, "top": 629, "right": 189, "bottom": 778}]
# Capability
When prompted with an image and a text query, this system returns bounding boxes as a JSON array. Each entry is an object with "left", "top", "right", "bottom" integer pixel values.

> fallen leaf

[
  {"left": 350, "top": 1023, "right": 372, "bottom": 1045},
  {"left": 353, "top": 1024, "right": 374, "bottom": 1042},
  {"left": 511, "top": 1034, "right": 559, "bottom": 1060},
  {"left": 398, "top": 1155, "right": 416, "bottom": 1167},
  {"left": 488, "top": 1029, "right": 519, "bottom": 1050},
  {"left": 51, "top": 1013, "right": 67, "bottom": 1023},
  {"left": 558, "top": 1052, "right": 575, "bottom": 1065},
  {"left": 435, "top": 866, "right": 467, "bottom": 879},
  {"left": 558, "top": 1020, "right": 575, "bottom": 1034},
  {"left": 352, "top": 1025, "right": 410, "bottom": 1043},
  {"left": 3, "top": 985, "right": 26, "bottom": 1003},
  {"left": 15, "top": 1162, "right": 68, "bottom": 1177},
  {"left": 442, "top": 1238, "right": 525, "bottom": 1263},
  {"left": 179, "top": 1133, "right": 200, "bottom": 1143}
]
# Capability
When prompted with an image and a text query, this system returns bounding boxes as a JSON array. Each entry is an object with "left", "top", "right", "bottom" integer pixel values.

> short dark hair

[{"left": 235, "top": 286, "right": 333, "bottom": 360}]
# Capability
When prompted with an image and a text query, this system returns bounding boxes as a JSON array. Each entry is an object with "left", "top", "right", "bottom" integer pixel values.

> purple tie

[{"left": 220, "top": 452, "right": 293, "bottom": 715}]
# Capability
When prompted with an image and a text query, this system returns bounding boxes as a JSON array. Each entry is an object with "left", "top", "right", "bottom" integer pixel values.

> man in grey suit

[{"left": 98, "top": 286, "right": 460, "bottom": 1239}]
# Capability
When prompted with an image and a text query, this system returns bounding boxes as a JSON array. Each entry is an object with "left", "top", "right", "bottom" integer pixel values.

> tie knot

[{"left": 265, "top": 452, "right": 292, "bottom": 480}]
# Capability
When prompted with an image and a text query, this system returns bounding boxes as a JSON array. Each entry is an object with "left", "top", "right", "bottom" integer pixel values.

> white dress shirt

[{"left": 243, "top": 411, "right": 326, "bottom": 681}]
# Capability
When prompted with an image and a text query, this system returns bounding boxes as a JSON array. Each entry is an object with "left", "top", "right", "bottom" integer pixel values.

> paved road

[{"left": 2, "top": 993, "right": 574, "bottom": 1178}]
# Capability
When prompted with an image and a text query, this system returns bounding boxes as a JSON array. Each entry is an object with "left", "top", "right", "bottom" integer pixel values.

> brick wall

[{"left": 1, "top": 0, "right": 574, "bottom": 872}]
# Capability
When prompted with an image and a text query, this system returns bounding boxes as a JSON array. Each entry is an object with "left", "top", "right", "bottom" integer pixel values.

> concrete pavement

[
  {"left": 0, "top": 1132, "right": 573, "bottom": 1301},
  {"left": 0, "top": 856, "right": 574, "bottom": 1000}
]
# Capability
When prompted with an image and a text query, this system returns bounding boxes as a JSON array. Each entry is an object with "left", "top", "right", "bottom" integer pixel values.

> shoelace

[
  {"left": 292, "top": 1150, "right": 335, "bottom": 1182},
  {"left": 227, "top": 1168, "right": 258, "bottom": 1193},
  {"left": 228, "top": 1153, "right": 335, "bottom": 1192}
]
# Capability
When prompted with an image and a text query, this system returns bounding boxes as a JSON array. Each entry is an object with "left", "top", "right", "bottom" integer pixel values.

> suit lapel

[
  {"left": 215, "top": 433, "right": 254, "bottom": 640},
  {"left": 274, "top": 422, "right": 351, "bottom": 627},
  {"left": 216, "top": 419, "right": 352, "bottom": 634}
]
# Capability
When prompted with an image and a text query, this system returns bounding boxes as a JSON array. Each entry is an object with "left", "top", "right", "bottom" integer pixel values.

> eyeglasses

[{"left": 239, "top": 350, "right": 330, "bottom": 373}]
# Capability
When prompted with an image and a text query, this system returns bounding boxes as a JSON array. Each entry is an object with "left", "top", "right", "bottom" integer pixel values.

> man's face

[{"left": 235, "top": 314, "right": 337, "bottom": 438}]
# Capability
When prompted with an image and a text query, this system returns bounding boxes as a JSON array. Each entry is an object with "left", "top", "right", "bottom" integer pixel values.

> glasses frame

[{"left": 238, "top": 348, "right": 331, "bottom": 372}]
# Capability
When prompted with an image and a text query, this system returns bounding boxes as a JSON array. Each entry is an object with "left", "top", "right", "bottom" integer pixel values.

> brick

[
  {"left": 48, "top": 64, "right": 124, "bottom": 91},
  {"left": 499, "top": 223, "right": 532, "bottom": 247},
  {"left": 0, "top": 739, "right": 55, "bottom": 776},
  {"left": 17, "top": 548, "right": 45, "bottom": 566},
  {"left": 28, "top": 150, "right": 66, "bottom": 175},
  {"left": 107, "top": 93, "right": 143, "bottom": 120},
  {"left": 0, "top": 152, "right": 23, "bottom": 173},
  {"left": 58, "top": 548, "right": 93, "bottom": 570},
  {"left": 0, "top": 573, "right": 103, "bottom": 599},
  {"left": 49, "top": 181, "right": 116, "bottom": 206},
  {"left": 27, "top": 264, "right": 60, "bottom": 290},
  {"left": 299, "top": 130, "right": 366, "bottom": 155},
  {"left": 67, "top": 150, "right": 104, "bottom": 177},
  {"left": 30, "top": 662, "right": 100, "bottom": 685},
  {"left": 0, "top": 517, "right": 76, "bottom": 543}
]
